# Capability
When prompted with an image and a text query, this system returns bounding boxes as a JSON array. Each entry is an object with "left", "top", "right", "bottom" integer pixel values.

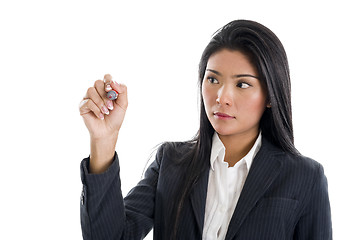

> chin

[
  {"left": 213, "top": 124, "right": 258, "bottom": 138},
  {"left": 212, "top": 126, "right": 237, "bottom": 137}
]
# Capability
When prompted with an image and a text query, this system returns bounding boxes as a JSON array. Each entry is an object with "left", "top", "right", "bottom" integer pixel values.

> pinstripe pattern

[{"left": 80, "top": 137, "right": 332, "bottom": 239}]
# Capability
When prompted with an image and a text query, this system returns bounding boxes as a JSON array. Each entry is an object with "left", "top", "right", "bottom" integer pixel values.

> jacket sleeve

[
  {"left": 80, "top": 144, "right": 165, "bottom": 240},
  {"left": 293, "top": 163, "right": 332, "bottom": 240}
]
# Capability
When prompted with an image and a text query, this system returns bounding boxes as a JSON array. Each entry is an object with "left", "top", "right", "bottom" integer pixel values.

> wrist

[
  {"left": 89, "top": 130, "right": 119, "bottom": 142},
  {"left": 89, "top": 136, "right": 118, "bottom": 174}
]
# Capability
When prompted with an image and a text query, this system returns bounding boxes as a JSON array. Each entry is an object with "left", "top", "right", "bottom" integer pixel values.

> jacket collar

[
  {"left": 189, "top": 136, "right": 285, "bottom": 238},
  {"left": 225, "top": 136, "right": 285, "bottom": 239}
]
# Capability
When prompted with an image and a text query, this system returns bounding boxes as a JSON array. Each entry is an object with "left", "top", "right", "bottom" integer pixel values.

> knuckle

[
  {"left": 88, "top": 100, "right": 100, "bottom": 113},
  {"left": 95, "top": 99, "right": 104, "bottom": 108},
  {"left": 86, "top": 88, "right": 105, "bottom": 107}
]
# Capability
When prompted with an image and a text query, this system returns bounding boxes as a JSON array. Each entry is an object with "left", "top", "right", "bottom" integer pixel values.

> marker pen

[{"left": 106, "top": 90, "right": 118, "bottom": 100}]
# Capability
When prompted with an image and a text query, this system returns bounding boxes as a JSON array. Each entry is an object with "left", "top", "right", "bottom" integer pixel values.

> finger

[
  {"left": 110, "top": 82, "right": 128, "bottom": 111},
  {"left": 85, "top": 86, "right": 110, "bottom": 115},
  {"left": 93, "top": 80, "right": 114, "bottom": 111},
  {"left": 79, "top": 99, "right": 104, "bottom": 120},
  {"left": 103, "top": 74, "right": 113, "bottom": 92}
]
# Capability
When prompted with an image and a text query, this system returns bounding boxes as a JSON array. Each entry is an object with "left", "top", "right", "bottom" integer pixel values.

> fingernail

[
  {"left": 105, "top": 84, "right": 112, "bottom": 91},
  {"left": 102, "top": 105, "right": 109, "bottom": 115},
  {"left": 107, "top": 100, "right": 113, "bottom": 110},
  {"left": 99, "top": 113, "right": 104, "bottom": 120}
]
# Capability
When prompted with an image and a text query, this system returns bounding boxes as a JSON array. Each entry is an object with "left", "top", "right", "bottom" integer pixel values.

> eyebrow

[{"left": 206, "top": 69, "right": 259, "bottom": 79}]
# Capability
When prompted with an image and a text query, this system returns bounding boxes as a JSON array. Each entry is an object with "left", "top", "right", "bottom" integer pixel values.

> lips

[{"left": 213, "top": 112, "right": 235, "bottom": 119}]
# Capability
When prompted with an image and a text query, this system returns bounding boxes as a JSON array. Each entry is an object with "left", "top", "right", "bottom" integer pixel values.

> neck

[{"left": 218, "top": 129, "right": 260, "bottom": 167}]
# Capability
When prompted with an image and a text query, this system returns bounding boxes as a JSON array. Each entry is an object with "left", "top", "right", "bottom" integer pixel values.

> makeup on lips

[{"left": 213, "top": 112, "right": 235, "bottom": 120}]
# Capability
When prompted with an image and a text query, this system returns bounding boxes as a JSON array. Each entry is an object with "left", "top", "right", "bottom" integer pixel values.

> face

[{"left": 202, "top": 48, "right": 269, "bottom": 139}]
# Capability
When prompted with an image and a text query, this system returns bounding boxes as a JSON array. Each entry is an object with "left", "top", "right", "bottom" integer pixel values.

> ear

[{"left": 265, "top": 93, "right": 271, "bottom": 108}]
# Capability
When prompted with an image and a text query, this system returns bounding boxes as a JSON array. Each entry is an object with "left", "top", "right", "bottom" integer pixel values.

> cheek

[
  {"left": 239, "top": 91, "right": 267, "bottom": 115},
  {"left": 201, "top": 84, "right": 214, "bottom": 108}
]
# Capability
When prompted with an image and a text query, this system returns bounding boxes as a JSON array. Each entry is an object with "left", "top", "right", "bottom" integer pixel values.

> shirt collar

[{"left": 209, "top": 131, "right": 262, "bottom": 171}]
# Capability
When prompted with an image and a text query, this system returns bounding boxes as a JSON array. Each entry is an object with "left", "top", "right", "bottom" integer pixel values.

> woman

[{"left": 79, "top": 20, "right": 332, "bottom": 239}]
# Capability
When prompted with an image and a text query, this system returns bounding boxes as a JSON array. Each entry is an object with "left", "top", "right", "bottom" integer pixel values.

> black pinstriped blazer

[{"left": 80, "top": 136, "right": 332, "bottom": 239}]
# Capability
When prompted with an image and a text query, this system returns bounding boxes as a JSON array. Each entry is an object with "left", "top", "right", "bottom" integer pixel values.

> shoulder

[
  {"left": 155, "top": 141, "right": 196, "bottom": 165},
  {"left": 262, "top": 138, "right": 327, "bottom": 194},
  {"left": 261, "top": 140, "right": 329, "bottom": 208},
  {"left": 143, "top": 141, "right": 195, "bottom": 181},
  {"left": 282, "top": 152, "right": 323, "bottom": 177},
  {"left": 262, "top": 137, "right": 323, "bottom": 177},
  {"left": 275, "top": 148, "right": 328, "bottom": 202},
  {"left": 158, "top": 141, "right": 196, "bottom": 157},
  {"left": 148, "top": 141, "right": 196, "bottom": 187},
  {"left": 279, "top": 150, "right": 331, "bottom": 225}
]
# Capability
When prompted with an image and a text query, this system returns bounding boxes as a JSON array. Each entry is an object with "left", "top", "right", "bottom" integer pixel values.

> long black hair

[{"left": 170, "top": 19, "right": 299, "bottom": 239}]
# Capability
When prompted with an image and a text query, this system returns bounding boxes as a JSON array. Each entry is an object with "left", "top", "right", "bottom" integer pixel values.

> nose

[{"left": 216, "top": 85, "right": 233, "bottom": 106}]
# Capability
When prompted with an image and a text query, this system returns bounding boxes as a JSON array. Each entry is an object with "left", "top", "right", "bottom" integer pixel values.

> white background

[{"left": 1, "top": 0, "right": 360, "bottom": 239}]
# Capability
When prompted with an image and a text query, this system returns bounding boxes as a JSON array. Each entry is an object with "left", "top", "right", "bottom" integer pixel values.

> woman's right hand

[{"left": 79, "top": 74, "right": 128, "bottom": 173}]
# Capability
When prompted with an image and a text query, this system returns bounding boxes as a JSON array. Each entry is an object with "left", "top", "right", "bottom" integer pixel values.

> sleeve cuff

[{"left": 80, "top": 152, "right": 120, "bottom": 193}]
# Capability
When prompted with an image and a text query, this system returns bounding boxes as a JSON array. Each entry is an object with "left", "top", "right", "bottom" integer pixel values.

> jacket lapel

[
  {"left": 190, "top": 167, "right": 210, "bottom": 234},
  {"left": 225, "top": 137, "right": 284, "bottom": 240}
]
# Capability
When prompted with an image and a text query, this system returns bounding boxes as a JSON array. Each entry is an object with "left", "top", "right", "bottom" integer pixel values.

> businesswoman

[{"left": 79, "top": 20, "right": 332, "bottom": 239}]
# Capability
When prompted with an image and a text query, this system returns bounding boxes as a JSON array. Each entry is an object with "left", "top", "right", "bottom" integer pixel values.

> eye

[
  {"left": 207, "top": 77, "right": 219, "bottom": 84},
  {"left": 237, "top": 82, "right": 251, "bottom": 89}
]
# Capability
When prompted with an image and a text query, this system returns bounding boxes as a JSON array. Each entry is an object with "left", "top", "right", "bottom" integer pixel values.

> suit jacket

[{"left": 80, "top": 136, "right": 332, "bottom": 239}]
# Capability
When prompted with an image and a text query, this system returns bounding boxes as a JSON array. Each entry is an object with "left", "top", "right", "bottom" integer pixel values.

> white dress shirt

[{"left": 202, "top": 132, "right": 262, "bottom": 240}]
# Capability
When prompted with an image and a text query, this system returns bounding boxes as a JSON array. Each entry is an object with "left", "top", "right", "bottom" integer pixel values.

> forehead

[{"left": 207, "top": 49, "right": 258, "bottom": 76}]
